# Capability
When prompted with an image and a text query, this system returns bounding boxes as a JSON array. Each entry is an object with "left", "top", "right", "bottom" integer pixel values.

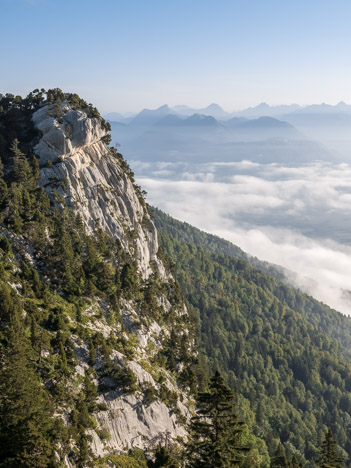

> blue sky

[{"left": 2, "top": 0, "right": 351, "bottom": 112}]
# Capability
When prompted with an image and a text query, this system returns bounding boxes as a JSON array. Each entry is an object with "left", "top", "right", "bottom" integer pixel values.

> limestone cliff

[
  {"left": 30, "top": 101, "right": 193, "bottom": 461},
  {"left": 0, "top": 91, "right": 195, "bottom": 467},
  {"left": 32, "top": 102, "right": 164, "bottom": 280}
]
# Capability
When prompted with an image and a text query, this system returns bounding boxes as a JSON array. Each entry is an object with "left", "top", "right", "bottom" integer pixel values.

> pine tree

[
  {"left": 317, "top": 428, "right": 344, "bottom": 468},
  {"left": 149, "top": 445, "right": 179, "bottom": 467},
  {"left": 0, "top": 156, "right": 8, "bottom": 213},
  {"left": 84, "top": 371, "right": 98, "bottom": 412},
  {"left": 77, "top": 434, "right": 89, "bottom": 468},
  {"left": 121, "top": 262, "right": 137, "bottom": 299},
  {"left": 271, "top": 444, "right": 291, "bottom": 467},
  {"left": 0, "top": 280, "right": 19, "bottom": 322},
  {"left": 0, "top": 317, "right": 56, "bottom": 467},
  {"left": 10, "top": 138, "right": 34, "bottom": 185},
  {"left": 88, "top": 338, "right": 96, "bottom": 366},
  {"left": 185, "top": 370, "right": 248, "bottom": 467}
]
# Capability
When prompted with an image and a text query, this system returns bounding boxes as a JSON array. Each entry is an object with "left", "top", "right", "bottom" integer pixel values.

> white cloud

[{"left": 136, "top": 161, "right": 351, "bottom": 315}]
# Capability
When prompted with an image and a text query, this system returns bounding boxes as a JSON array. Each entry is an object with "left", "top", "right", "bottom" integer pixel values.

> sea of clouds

[{"left": 132, "top": 160, "right": 351, "bottom": 315}]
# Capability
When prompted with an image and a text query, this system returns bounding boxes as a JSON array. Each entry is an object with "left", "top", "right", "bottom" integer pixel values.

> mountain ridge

[
  {"left": 0, "top": 90, "right": 198, "bottom": 467},
  {"left": 105, "top": 101, "right": 351, "bottom": 123}
]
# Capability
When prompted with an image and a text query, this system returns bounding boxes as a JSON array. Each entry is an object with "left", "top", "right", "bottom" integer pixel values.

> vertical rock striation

[
  {"left": 27, "top": 100, "right": 192, "bottom": 460},
  {"left": 32, "top": 102, "right": 161, "bottom": 279}
]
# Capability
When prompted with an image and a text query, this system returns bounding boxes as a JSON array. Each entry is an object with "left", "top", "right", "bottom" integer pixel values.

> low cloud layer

[{"left": 134, "top": 160, "right": 351, "bottom": 315}]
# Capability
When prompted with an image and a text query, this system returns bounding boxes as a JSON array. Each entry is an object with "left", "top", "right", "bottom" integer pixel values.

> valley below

[{"left": 108, "top": 104, "right": 351, "bottom": 316}]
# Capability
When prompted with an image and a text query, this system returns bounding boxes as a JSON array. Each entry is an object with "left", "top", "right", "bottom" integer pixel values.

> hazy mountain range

[
  {"left": 105, "top": 102, "right": 351, "bottom": 160},
  {"left": 106, "top": 104, "right": 336, "bottom": 165},
  {"left": 105, "top": 101, "right": 351, "bottom": 121}
]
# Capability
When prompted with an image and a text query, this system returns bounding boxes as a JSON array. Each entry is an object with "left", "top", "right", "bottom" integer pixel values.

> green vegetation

[
  {"left": 317, "top": 428, "right": 344, "bottom": 468},
  {"left": 0, "top": 93, "right": 195, "bottom": 466},
  {"left": 0, "top": 315, "right": 57, "bottom": 467},
  {"left": 153, "top": 208, "right": 351, "bottom": 466},
  {"left": 186, "top": 370, "right": 249, "bottom": 467}
]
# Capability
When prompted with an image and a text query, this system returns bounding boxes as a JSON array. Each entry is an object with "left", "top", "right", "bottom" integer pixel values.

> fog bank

[{"left": 135, "top": 161, "right": 351, "bottom": 315}]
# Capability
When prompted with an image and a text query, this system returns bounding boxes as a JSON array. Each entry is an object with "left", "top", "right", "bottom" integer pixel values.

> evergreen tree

[
  {"left": 0, "top": 280, "right": 19, "bottom": 322},
  {"left": 88, "top": 338, "right": 96, "bottom": 366},
  {"left": 77, "top": 434, "right": 89, "bottom": 468},
  {"left": 84, "top": 371, "right": 98, "bottom": 412},
  {"left": 148, "top": 445, "right": 179, "bottom": 468},
  {"left": 185, "top": 370, "right": 248, "bottom": 467},
  {"left": 121, "top": 261, "right": 137, "bottom": 298},
  {"left": 10, "top": 138, "right": 34, "bottom": 185},
  {"left": 317, "top": 428, "right": 344, "bottom": 468},
  {"left": 0, "top": 318, "right": 56, "bottom": 467},
  {"left": 0, "top": 156, "right": 8, "bottom": 212},
  {"left": 270, "top": 444, "right": 291, "bottom": 467}
]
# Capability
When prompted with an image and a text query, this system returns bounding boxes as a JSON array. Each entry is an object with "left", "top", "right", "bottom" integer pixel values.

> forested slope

[
  {"left": 153, "top": 208, "right": 351, "bottom": 465},
  {"left": 0, "top": 90, "right": 197, "bottom": 467}
]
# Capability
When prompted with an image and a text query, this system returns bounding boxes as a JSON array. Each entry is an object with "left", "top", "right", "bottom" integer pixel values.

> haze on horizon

[
  {"left": 3, "top": 0, "right": 351, "bottom": 315},
  {"left": 104, "top": 100, "right": 351, "bottom": 120}
]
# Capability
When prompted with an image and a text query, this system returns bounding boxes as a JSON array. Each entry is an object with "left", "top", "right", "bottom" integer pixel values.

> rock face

[
  {"left": 32, "top": 102, "right": 161, "bottom": 279},
  {"left": 30, "top": 101, "right": 192, "bottom": 460},
  {"left": 90, "top": 395, "right": 188, "bottom": 456},
  {"left": 32, "top": 105, "right": 107, "bottom": 163},
  {"left": 71, "top": 303, "right": 191, "bottom": 459},
  {"left": 87, "top": 339, "right": 190, "bottom": 457}
]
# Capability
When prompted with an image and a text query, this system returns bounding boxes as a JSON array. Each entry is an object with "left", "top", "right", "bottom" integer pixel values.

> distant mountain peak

[
  {"left": 205, "top": 103, "right": 224, "bottom": 111},
  {"left": 157, "top": 104, "right": 171, "bottom": 111},
  {"left": 170, "top": 103, "right": 230, "bottom": 119},
  {"left": 336, "top": 101, "right": 350, "bottom": 110},
  {"left": 130, "top": 104, "right": 175, "bottom": 126},
  {"left": 186, "top": 113, "right": 219, "bottom": 125},
  {"left": 256, "top": 102, "right": 270, "bottom": 108},
  {"left": 139, "top": 104, "right": 170, "bottom": 113}
]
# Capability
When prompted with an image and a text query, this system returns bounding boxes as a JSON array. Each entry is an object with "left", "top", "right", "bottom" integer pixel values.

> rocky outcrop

[
  {"left": 72, "top": 300, "right": 191, "bottom": 458},
  {"left": 89, "top": 349, "right": 189, "bottom": 457},
  {"left": 90, "top": 394, "right": 188, "bottom": 456},
  {"left": 30, "top": 101, "right": 192, "bottom": 461},
  {"left": 32, "top": 103, "right": 161, "bottom": 279},
  {"left": 32, "top": 104, "right": 107, "bottom": 163}
]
